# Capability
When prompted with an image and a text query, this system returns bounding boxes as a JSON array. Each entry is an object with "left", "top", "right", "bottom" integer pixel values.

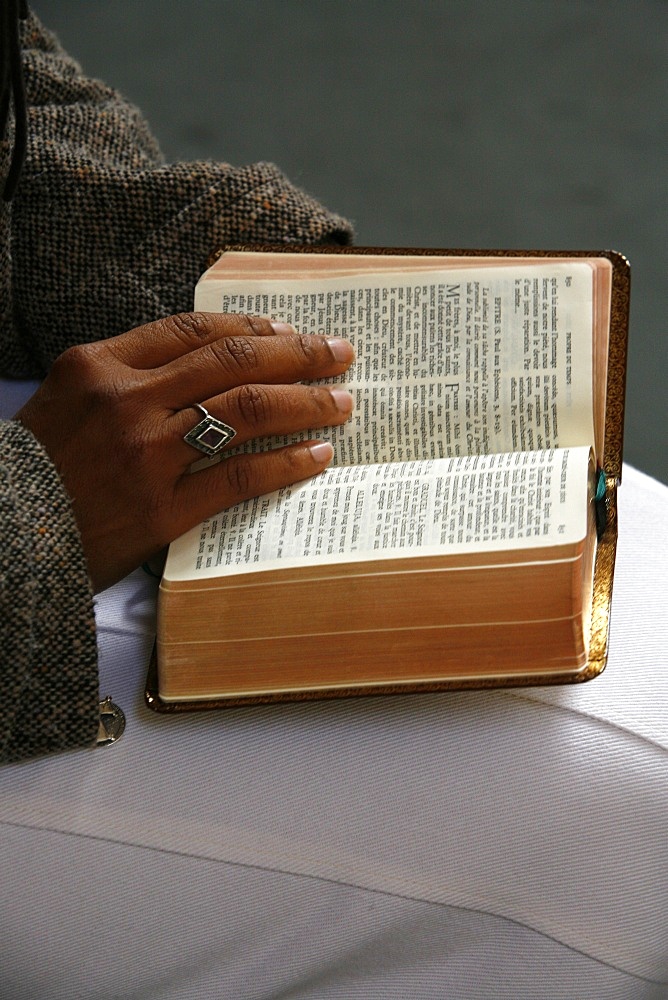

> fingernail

[
  {"left": 327, "top": 338, "right": 354, "bottom": 363},
  {"left": 309, "top": 442, "right": 334, "bottom": 464},
  {"left": 330, "top": 388, "right": 354, "bottom": 414},
  {"left": 271, "top": 321, "right": 297, "bottom": 336}
]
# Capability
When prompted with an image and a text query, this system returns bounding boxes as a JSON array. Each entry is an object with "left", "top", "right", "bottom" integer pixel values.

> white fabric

[{"left": 1, "top": 380, "right": 667, "bottom": 998}]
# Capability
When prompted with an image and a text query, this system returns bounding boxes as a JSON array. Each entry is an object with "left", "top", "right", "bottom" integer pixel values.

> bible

[{"left": 147, "top": 246, "right": 629, "bottom": 710}]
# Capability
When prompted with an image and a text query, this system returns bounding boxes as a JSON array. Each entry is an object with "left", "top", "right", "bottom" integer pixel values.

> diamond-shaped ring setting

[{"left": 183, "top": 404, "right": 237, "bottom": 457}]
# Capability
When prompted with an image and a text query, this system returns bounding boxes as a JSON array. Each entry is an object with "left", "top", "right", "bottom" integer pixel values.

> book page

[
  {"left": 165, "top": 446, "right": 591, "bottom": 581},
  {"left": 195, "top": 263, "right": 594, "bottom": 464}
]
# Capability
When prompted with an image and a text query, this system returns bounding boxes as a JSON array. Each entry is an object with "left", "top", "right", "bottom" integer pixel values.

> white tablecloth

[{"left": 1, "top": 381, "right": 667, "bottom": 998}]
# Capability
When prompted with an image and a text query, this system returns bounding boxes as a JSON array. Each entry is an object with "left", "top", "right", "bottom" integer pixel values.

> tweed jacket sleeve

[
  {"left": 0, "top": 419, "right": 99, "bottom": 762},
  {"left": 2, "top": 13, "right": 353, "bottom": 378},
  {"left": 0, "top": 13, "right": 353, "bottom": 762}
]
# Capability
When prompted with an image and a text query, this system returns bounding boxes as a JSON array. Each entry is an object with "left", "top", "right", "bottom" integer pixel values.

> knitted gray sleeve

[
  {"left": 0, "top": 419, "right": 99, "bottom": 763},
  {"left": 2, "top": 12, "right": 353, "bottom": 376}
]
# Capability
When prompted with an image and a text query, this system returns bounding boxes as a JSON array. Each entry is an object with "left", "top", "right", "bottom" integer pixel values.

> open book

[{"left": 148, "top": 247, "right": 629, "bottom": 710}]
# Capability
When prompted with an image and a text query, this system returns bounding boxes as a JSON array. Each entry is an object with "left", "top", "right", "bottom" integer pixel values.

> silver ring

[{"left": 183, "top": 403, "right": 237, "bottom": 457}]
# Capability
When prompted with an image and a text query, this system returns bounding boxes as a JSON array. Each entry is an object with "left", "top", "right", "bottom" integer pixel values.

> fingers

[
  {"left": 159, "top": 330, "right": 355, "bottom": 410},
  {"left": 172, "top": 441, "right": 335, "bottom": 537},
  {"left": 174, "top": 384, "right": 354, "bottom": 465},
  {"left": 102, "top": 311, "right": 355, "bottom": 409},
  {"left": 104, "top": 312, "right": 296, "bottom": 369}
]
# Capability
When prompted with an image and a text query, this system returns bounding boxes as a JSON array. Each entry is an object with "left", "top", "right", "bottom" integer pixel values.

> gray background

[{"left": 32, "top": 0, "right": 668, "bottom": 483}]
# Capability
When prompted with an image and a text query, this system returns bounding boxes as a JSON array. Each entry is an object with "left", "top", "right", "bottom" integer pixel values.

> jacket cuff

[{"left": 0, "top": 419, "right": 99, "bottom": 763}]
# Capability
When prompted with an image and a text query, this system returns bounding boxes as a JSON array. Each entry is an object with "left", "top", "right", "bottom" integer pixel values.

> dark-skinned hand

[{"left": 16, "top": 312, "right": 355, "bottom": 592}]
